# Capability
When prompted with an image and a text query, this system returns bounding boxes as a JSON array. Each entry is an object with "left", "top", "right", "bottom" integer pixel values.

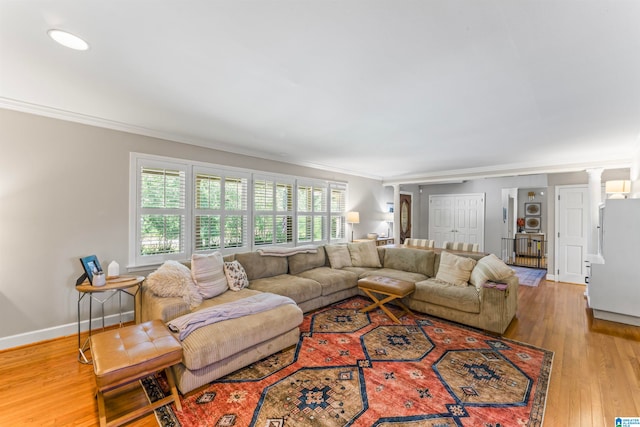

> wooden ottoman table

[
  {"left": 90, "top": 319, "right": 183, "bottom": 427},
  {"left": 358, "top": 275, "right": 416, "bottom": 323}
]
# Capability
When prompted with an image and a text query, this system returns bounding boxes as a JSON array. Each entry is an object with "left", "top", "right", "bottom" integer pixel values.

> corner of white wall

[{"left": 631, "top": 136, "right": 640, "bottom": 198}]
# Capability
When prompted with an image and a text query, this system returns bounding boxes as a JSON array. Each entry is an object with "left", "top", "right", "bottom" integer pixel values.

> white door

[
  {"left": 454, "top": 194, "right": 484, "bottom": 246},
  {"left": 429, "top": 195, "right": 454, "bottom": 246},
  {"left": 556, "top": 185, "right": 589, "bottom": 284},
  {"left": 429, "top": 194, "right": 485, "bottom": 250}
]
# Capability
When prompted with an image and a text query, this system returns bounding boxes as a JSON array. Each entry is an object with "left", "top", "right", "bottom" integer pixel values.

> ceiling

[{"left": 1, "top": 1, "right": 639, "bottom": 184}]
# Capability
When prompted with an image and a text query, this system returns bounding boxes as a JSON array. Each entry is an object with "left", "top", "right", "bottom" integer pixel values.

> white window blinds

[{"left": 254, "top": 175, "right": 294, "bottom": 246}]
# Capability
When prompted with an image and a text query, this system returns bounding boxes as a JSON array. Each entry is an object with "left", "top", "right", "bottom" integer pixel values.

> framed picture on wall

[
  {"left": 525, "top": 202, "right": 541, "bottom": 216},
  {"left": 525, "top": 216, "right": 541, "bottom": 232}
]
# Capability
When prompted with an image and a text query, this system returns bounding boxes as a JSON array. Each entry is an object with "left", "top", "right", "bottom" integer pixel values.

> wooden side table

[{"left": 76, "top": 275, "right": 144, "bottom": 364}]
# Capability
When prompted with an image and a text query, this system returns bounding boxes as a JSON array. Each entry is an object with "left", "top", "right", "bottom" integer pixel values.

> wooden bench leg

[
  {"left": 360, "top": 288, "right": 403, "bottom": 323},
  {"left": 96, "top": 388, "right": 107, "bottom": 427},
  {"left": 165, "top": 367, "right": 182, "bottom": 411}
]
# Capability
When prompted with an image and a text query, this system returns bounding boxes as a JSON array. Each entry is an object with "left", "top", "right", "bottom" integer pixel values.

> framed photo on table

[
  {"left": 525, "top": 202, "right": 541, "bottom": 216},
  {"left": 79, "top": 255, "right": 102, "bottom": 285}
]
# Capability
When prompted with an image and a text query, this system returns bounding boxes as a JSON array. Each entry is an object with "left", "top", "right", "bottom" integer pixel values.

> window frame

[{"left": 129, "top": 153, "right": 348, "bottom": 268}]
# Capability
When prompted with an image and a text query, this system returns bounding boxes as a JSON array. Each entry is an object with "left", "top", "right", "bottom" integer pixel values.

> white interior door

[
  {"left": 556, "top": 185, "right": 589, "bottom": 284},
  {"left": 454, "top": 194, "right": 484, "bottom": 248},
  {"left": 429, "top": 195, "right": 454, "bottom": 247},
  {"left": 429, "top": 193, "right": 485, "bottom": 250}
]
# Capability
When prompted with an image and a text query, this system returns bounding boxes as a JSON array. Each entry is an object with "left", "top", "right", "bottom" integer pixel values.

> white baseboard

[
  {"left": 0, "top": 310, "right": 134, "bottom": 351},
  {"left": 546, "top": 273, "right": 556, "bottom": 281}
]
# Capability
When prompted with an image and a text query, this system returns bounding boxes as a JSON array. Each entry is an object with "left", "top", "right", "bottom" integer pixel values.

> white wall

[{"left": 0, "top": 109, "right": 385, "bottom": 348}]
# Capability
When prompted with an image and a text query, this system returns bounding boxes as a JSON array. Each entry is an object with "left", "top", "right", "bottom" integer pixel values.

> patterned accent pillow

[
  {"left": 325, "top": 245, "right": 353, "bottom": 269},
  {"left": 191, "top": 252, "right": 228, "bottom": 298},
  {"left": 435, "top": 251, "right": 477, "bottom": 287},
  {"left": 469, "top": 254, "right": 515, "bottom": 289},
  {"left": 224, "top": 260, "right": 249, "bottom": 291},
  {"left": 348, "top": 241, "right": 382, "bottom": 268}
]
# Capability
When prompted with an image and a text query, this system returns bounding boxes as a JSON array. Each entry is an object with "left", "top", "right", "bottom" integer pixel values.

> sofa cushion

[
  {"left": 235, "top": 251, "right": 288, "bottom": 280},
  {"left": 348, "top": 241, "right": 382, "bottom": 268},
  {"left": 191, "top": 252, "right": 228, "bottom": 298},
  {"left": 383, "top": 248, "right": 435, "bottom": 277},
  {"left": 413, "top": 278, "right": 480, "bottom": 314},
  {"left": 179, "top": 288, "right": 303, "bottom": 370},
  {"left": 325, "top": 245, "right": 353, "bottom": 269},
  {"left": 249, "top": 274, "right": 322, "bottom": 304},
  {"left": 145, "top": 261, "right": 202, "bottom": 309},
  {"left": 288, "top": 247, "right": 326, "bottom": 275},
  {"left": 469, "top": 254, "right": 515, "bottom": 289},
  {"left": 296, "top": 266, "right": 359, "bottom": 296},
  {"left": 224, "top": 260, "right": 249, "bottom": 291},
  {"left": 435, "top": 251, "right": 477, "bottom": 287}
]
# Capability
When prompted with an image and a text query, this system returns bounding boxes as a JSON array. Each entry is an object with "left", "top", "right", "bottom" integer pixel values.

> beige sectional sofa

[{"left": 141, "top": 242, "right": 518, "bottom": 394}]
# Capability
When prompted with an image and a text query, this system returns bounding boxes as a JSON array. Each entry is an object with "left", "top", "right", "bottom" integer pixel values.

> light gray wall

[{"left": 0, "top": 109, "right": 385, "bottom": 347}]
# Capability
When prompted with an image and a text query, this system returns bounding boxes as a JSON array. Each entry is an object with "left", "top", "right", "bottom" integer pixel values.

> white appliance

[{"left": 589, "top": 198, "right": 640, "bottom": 326}]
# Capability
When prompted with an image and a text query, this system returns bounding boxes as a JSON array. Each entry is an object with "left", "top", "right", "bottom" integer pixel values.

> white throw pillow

[
  {"left": 325, "top": 245, "right": 353, "bottom": 269},
  {"left": 469, "top": 253, "right": 515, "bottom": 289},
  {"left": 191, "top": 252, "right": 229, "bottom": 298},
  {"left": 145, "top": 260, "right": 203, "bottom": 308},
  {"left": 224, "top": 260, "right": 249, "bottom": 291},
  {"left": 435, "top": 251, "right": 477, "bottom": 287},
  {"left": 348, "top": 241, "right": 382, "bottom": 268}
]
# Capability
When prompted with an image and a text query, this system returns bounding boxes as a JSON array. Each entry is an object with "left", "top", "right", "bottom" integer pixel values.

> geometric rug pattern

[
  {"left": 145, "top": 296, "right": 553, "bottom": 427},
  {"left": 512, "top": 266, "right": 547, "bottom": 287}
]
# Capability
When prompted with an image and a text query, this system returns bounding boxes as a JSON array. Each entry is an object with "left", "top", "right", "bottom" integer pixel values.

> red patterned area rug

[{"left": 145, "top": 296, "right": 553, "bottom": 427}]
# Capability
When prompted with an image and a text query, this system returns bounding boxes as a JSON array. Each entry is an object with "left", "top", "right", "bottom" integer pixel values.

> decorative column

[
  {"left": 586, "top": 168, "right": 603, "bottom": 255},
  {"left": 392, "top": 184, "right": 400, "bottom": 242}
]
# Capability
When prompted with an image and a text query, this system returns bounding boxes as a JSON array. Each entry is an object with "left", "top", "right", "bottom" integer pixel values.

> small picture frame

[
  {"left": 525, "top": 216, "right": 541, "bottom": 232},
  {"left": 79, "top": 255, "right": 102, "bottom": 285},
  {"left": 525, "top": 202, "right": 541, "bottom": 216}
]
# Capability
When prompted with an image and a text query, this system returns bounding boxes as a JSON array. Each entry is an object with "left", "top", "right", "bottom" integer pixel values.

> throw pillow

[
  {"left": 435, "top": 251, "right": 477, "bottom": 287},
  {"left": 224, "top": 260, "right": 249, "bottom": 291},
  {"left": 348, "top": 241, "right": 382, "bottom": 268},
  {"left": 469, "top": 253, "right": 515, "bottom": 289},
  {"left": 145, "top": 260, "right": 202, "bottom": 308},
  {"left": 324, "top": 245, "right": 353, "bottom": 269},
  {"left": 191, "top": 252, "right": 228, "bottom": 298}
]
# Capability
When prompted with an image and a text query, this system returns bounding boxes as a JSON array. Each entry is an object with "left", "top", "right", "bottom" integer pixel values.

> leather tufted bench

[
  {"left": 90, "top": 319, "right": 183, "bottom": 427},
  {"left": 358, "top": 275, "right": 416, "bottom": 323}
]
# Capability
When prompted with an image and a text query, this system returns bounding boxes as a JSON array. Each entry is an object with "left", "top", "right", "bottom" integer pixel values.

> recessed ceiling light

[{"left": 47, "top": 29, "right": 89, "bottom": 51}]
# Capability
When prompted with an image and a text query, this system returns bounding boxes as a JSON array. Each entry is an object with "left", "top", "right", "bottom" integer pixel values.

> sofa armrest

[
  {"left": 140, "top": 286, "right": 191, "bottom": 323},
  {"left": 478, "top": 275, "right": 518, "bottom": 334}
]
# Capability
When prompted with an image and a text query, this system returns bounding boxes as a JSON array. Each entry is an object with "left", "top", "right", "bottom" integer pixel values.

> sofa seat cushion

[
  {"left": 360, "top": 268, "right": 427, "bottom": 284},
  {"left": 296, "top": 267, "right": 358, "bottom": 296},
  {"left": 342, "top": 266, "right": 380, "bottom": 277},
  {"left": 412, "top": 278, "right": 480, "bottom": 314},
  {"left": 179, "top": 289, "right": 303, "bottom": 370},
  {"left": 249, "top": 274, "right": 322, "bottom": 304}
]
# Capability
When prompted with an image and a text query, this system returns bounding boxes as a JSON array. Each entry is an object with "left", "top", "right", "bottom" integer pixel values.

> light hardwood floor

[{"left": 0, "top": 279, "right": 638, "bottom": 426}]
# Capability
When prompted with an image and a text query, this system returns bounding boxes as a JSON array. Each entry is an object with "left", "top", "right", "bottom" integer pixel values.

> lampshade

[
  {"left": 346, "top": 211, "right": 360, "bottom": 224},
  {"left": 385, "top": 212, "right": 394, "bottom": 222},
  {"left": 605, "top": 180, "right": 631, "bottom": 199}
]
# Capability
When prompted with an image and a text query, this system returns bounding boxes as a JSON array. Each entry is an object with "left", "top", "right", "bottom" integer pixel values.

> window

[
  {"left": 194, "top": 169, "right": 249, "bottom": 251},
  {"left": 132, "top": 158, "right": 189, "bottom": 266},
  {"left": 254, "top": 175, "right": 294, "bottom": 246},
  {"left": 330, "top": 183, "right": 347, "bottom": 241},
  {"left": 130, "top": 153, "right": 347, "bottom": 267},
  {"left": 297, "top": 182, "right": 327, "bottom": 244}
]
